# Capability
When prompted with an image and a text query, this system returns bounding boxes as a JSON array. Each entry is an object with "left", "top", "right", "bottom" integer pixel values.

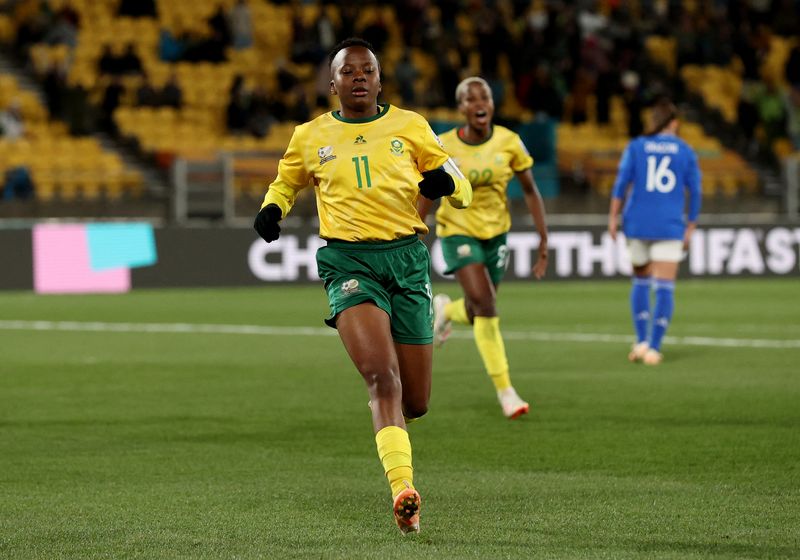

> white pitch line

[{"left": 0, "top": 320, "right": 799, "bottom": 349}]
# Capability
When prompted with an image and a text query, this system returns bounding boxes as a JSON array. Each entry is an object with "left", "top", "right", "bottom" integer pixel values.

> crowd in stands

[{"left": 1, "top": 0, "right": 799, "bottom": 206}]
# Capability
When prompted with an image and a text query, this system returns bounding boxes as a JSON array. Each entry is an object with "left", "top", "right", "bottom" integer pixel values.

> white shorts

[{"left": 627, "top": 239, "right": 683, "bottom": 266}]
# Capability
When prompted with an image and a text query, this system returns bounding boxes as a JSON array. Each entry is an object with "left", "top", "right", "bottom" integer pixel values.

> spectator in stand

[
  {"left": 159, "top": 27, "right": 187, "bottom": 63},
  {"left": 208, "top": 6, "right": 232, "bottom": 49},
  {"left": 135, "top": 73, "right": 159, "bottom": 107},
  {"left": 620, "top": 70, "right": 643, "bottom": 137},
  {"left": 526, "top": 63, "right": 564, "bottom": 120},
  {"left": 184, "top": 30, "right": 227, "bottom": 63},
  {"left": 229, "top": 0, "right": 253, "bottom": 50},
  {"left": 0, "top": 99, "right": 25, "bottom": 141},
  {"left": 63, "top": 78, "right": 91, "bottom": 136},
  {"left": 436, "top": 48, "right": 461, "bottom": 110},
  {"left": 784, "top": 85, "right": 800, "bottom": 150},
  {"left": 42, "top": 59, "right": 69, "bottom": 120},
  {"left": 118, "top": 0, "right": 156, "bottom": 18},
  {"left": 754, "top": 78, "right": 787, "bottom": 160},
  {"left": 98, "top": 45, "right": 124, "bottom": 75},
  {"left": 247, "top": 85, "right": 275, "bottom": 138},
  {"left": 393, "top": 51, "right": 419, "bottom": 106},
  {"left": 118, "top": 44, "right": 143, "bottom": 75},
  {"left": 0, "top": 101, "right": 34, "bottom": 200},
  {"left": 226, "top": 75, "right": 250, "bottom": 133},
  {"left": 361, "top": 12, "right": 389, "bottom": 55},
  {"left": 159, "top": 73, "right": 183, "bottom": 109},
  {"left": 473, "top": 2, "right": 503, "bottom": 77},
  {"left": 44, "top": 7, "right": 79, "bottom": 48},
  {"left": 12, "top": 3, "right": 49, "bottom": 58},
  {"left": 99, "top": 44, "right": 142, "bottom": 76},
  {"left": 99, "top": 76, "right": 124, "bottom": 134},
  {"left": 285, "top": 86, "right": 310, "bottom": 123},
  {"left": 786, "top": 46, "right": 800, "bottom": 87},
  {"left": 569, "top": 67, "right": 592, "bottom": 124}
]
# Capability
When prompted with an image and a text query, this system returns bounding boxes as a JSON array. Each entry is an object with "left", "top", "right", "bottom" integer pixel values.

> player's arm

[
  {"left": 684, "top": 148, "right": 702, "bottom": 249},
  {"left": 415, "top": 119, "right": 472, "bottom": 208},
  {"left": 416, "top": 195, "right": 436, "bottom": 225},
  {"left": 516, "top": 168, "right": 549, "bottom": 279},
  {"left": 608, "top": 143, "right": 635, "bottom": 240},
  {"left": 442, "top": 158, "right": 472, "bottom": 209},
  {"left": 255, "top": 128, "right": 311, "bottom": 242}
]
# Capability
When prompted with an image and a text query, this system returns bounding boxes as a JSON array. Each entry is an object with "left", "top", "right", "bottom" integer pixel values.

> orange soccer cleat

[{"left": 392, "top": 483, "right": 421, "bottom": 534}]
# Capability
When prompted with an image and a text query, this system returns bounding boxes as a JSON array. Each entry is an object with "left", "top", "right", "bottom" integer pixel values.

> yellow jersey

[
  {"left": 435, "top": 125, "right": 533, "bottom": 240},
  {"left": 262, "top": 104, "right": 471, "bottom": 242}
]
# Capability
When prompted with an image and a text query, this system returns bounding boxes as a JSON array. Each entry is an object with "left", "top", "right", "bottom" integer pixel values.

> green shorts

[
  {"left": 316, "top": 236, "right": 433, "bottom": 345},
  {"left": 440, "top": 233, "right": 509, "bottom": 285}
]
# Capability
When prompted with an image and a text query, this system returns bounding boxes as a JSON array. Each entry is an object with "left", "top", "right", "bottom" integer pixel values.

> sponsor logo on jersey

[
  {"left": 318, "top": 146, "right": 336, "bottom": 165},
  {"left": 354, "top": 135, "right": 367, "bottom": 144},
  {"left": 341, "top": 278, "right": 360, "bottom": 295},
  {"left": 390, "top": 139, "right": 404, "bottom": 155}
]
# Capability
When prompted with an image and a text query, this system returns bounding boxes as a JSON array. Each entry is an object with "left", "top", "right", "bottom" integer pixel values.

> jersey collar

[
  {"left": 456, "top": 125, "right": 494, "bottom": 146},
  {"left": 332, "top": 103, "right": 391, "bottom": 123}
]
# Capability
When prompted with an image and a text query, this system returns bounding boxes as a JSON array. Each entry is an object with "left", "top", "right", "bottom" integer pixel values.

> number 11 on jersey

[{"left": 352, "top": 156, "right": 372, "bottom": 189}]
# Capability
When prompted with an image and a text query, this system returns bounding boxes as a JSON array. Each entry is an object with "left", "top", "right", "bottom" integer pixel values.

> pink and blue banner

[{"left": 32, "top": 223, "right": 157, "bottom": 294}]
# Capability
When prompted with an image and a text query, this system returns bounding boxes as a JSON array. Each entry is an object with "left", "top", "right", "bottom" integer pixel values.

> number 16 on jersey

[{"left": 646, "top": 155, "right": 676, "bottom": 193}]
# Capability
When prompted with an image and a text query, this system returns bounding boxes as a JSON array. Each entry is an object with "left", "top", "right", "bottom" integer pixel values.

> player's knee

[
  {"left": 361, "top": 364, "right": 402, "bottom": 398},
  {"left": 468, "top": 295, "right": 496, "bottom": 317},
  {"left": 402, "top": 399, "right": 428, "bottom": 420}
]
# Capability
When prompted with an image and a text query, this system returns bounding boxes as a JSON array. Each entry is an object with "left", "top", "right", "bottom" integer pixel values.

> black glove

[
  {"left": 254, "top": 204, "right": 282, "bottom": 243},
  {"left": 418, "top": 168, "right": 455, "bottom": 200}
]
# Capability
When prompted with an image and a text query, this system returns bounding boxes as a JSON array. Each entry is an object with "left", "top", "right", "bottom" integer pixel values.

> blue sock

[
  {"left": 650, "top": 279, "right": 675, "bottom": 351},
  {"left": 630, "top": 276, "right": 652, "bottom": 344}
]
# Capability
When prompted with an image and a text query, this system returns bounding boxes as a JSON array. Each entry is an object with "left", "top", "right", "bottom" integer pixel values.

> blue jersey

[{"left": 611, "top": 133, "right": 701, "bottom": 240}]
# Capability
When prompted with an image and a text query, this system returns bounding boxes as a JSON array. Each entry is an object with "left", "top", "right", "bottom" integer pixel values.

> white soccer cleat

[
  {"left": 432, "top": 293, "right": 452, "bottom": 348},
  {"left": 497, "top": 387, "right": 529, "bottom": 419},
  {"left": 643, "top": 349, "right": 663, "bottom": 365},
  {"left": 628, "top": 342, "right": 650, "bottom": 362}
]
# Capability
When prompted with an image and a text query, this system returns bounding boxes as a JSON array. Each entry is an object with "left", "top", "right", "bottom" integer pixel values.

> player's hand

[
  {"left": 683, "top": 222, "right": 696, "bottom": 251},
  {"left": 532, "top": 242, "right": 548, "bottom": 280},
  {"left": 418, "top": 168, "right": 455, "bottom": 200},
  {"left": 254, "top": 204, "right": 282, "bottom": 243},
  {"left": 608, "top": 215, "right": 618, "bottom": 241}
]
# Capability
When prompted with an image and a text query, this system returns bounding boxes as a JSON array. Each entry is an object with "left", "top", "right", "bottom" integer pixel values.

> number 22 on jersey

[{"left": 646, "top": 155, "right": 676, "bottom": 193}]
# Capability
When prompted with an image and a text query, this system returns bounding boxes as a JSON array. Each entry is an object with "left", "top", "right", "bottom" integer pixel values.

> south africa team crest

[
  {"left": 318, "top": 146, "right": 336, "bottom": 165},
  {"left": 341, "top": 279, "right": 360, "bottom": 295},
  {"left": 390, "top": 139, "right": 404, "bottom": 155}
]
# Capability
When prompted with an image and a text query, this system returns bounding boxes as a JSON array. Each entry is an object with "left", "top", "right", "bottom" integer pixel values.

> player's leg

[
  {"left": 387, "top": 344, "right": 429, "bottom": 534},
  {"left": 646, "top": 257, "right": 680, "bottom": 365},
  {"left": 336, "top": 303, "right": 419, "bottom": 533},
  {"left": 627, "top": 239, "right": 653, "bottom": 362},
  {"left": 456, "top": 263, "right": 527, "bottom": 418},
  {"left": 395, "top": 342, "right": 432, "bottom": 422},
  {"left": 317, "top": 242, "right": 420, "bottom": 533},
  {"left": 338, "top": 303, "right": 404, "bottom": 430},
  {"left": 433, "top": 237, "right": 480, "bottom": 346}
]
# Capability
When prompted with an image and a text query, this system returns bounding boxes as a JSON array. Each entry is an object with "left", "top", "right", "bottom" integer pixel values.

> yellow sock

[
  {"left": 473, "top": 316, "right": 511, "bottom": 391},
  {"left": 445, "top": 298, "right": 470, "bottom": 325},
  {"left": 375, "top": 426, "right": 414, "bottom": 496}
]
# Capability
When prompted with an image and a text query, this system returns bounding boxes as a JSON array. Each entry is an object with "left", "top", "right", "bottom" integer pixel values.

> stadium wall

[{"left": 1, "top": 223, "right": 799, "bottom": 292}]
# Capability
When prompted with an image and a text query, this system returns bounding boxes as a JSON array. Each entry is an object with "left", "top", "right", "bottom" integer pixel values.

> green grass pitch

[{"left": 0, "top": 279, "right": 798, "bottom": 559}]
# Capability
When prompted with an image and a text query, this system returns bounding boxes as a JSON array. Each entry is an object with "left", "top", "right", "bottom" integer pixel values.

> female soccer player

[
  {"left": 253, "top": 38, "right": 471, "bottom": 534},
  {"left": 419, "top": 77, "right": 550, "bottom": 420},
  {"left": 608, "top": 98, "right": 701, "bottom": 365}
]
